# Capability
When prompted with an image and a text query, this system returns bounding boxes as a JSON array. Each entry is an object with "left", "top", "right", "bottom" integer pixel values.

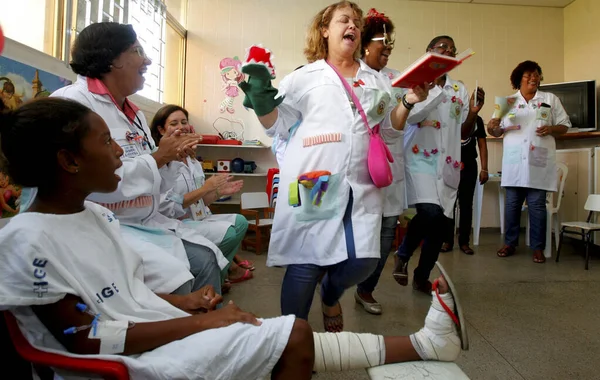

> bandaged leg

[
  {"left": 312, "top": 332, "right": 386, "bottom": 372},
  {"left": 409, "top": 292, "right": 461, "bottom": 361}
]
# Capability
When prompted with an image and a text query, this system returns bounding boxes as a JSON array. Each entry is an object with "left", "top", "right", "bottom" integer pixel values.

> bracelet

[
  {"left": 481, "top": 170, "right": 488, "bottom": 173},
  {"left": 401, "top": 94, "right": 415, "bottom": 110}
]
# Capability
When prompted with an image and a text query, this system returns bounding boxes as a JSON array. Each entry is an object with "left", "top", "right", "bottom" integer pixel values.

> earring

[
  {"left": 75, "top": 168, "right": 79, "bottom": 173},
  {"left": 365, "top": 49, "right": 370, "bottom": 56}
]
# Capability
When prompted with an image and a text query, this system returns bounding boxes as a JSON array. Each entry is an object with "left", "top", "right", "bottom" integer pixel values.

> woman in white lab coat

[
  {"left": 150, "top": 105, "right": 254, "bottom": 284},
  {"left": 241, "top": 1, "right": 429, "bottom": 332},
  {"left": 353, "top": 8, "right": 405, "bottom": 315},
  {"left": 487, "top": 60, "right": 570, "bottom": 263},
  {"left": 392, "top": 36, "right": 485, "bottom": 294},
  {"left": 51, "top": 22, "right": 228, "bottom": 296}
]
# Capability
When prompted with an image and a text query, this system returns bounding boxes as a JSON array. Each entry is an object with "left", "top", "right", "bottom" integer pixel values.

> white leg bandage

[
  {"left": 88, "top": 320, "right": 129, "bottom": 354},
  {"left": 312, "top": 332, "right": 386, "bottom": 372},
  {"left": 410, "top": 292, "right": 461, "bottom": 361}
]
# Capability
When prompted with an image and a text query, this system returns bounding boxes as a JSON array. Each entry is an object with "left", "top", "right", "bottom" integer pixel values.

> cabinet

[{"left": 195, "top": 144, "right": 277, "bottom": 206}]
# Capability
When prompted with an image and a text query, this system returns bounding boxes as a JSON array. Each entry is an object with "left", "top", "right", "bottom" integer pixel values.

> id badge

[{"left": 190, "top": 201, "right": 207, "bottom": 221}]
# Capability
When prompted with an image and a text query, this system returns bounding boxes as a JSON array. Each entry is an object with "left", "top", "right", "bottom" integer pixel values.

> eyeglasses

[
  {"left": 371, "top": 25, "right": 395, "bottom": 48},
  {"left": 523, "top": 72, "right": 542, "bottom": 80},
  {"left": 132, "top": 46, "right": 148, "bottom": 59},
  {"left": 431, "top": 43, "right": 457, "bottom": 56}
]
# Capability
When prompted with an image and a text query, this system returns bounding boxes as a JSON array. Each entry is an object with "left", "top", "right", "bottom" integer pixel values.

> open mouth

[{"left": 343, "top": 33, "right": 356, "bottom": 42}]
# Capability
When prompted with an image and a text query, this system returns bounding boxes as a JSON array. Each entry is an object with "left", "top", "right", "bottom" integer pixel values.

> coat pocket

[
  {"left": 529, "top": 145, "right": 549, "bottom": 168},
  {"left": 292, "top": 172, "right": 344, "bottom": 222},
  {"left": 443, "top": 162, "right": 460, "bottom": 190}
]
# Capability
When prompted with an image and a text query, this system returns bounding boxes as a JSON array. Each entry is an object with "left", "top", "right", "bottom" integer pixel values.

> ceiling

[{"left": 409, "top": 0, "right": 576, "bottom": 8}]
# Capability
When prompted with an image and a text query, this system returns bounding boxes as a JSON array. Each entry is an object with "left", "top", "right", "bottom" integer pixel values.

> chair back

[
  {"left": 584, "top": 194, "right": 600, "bottom": 212},
  {"left": 548, "top": 162, "right": 569, "bottom": 212},
  {"left": 3, "top": 311, "right": 129, "bottom": 379},
  {"left": 241, "top": 192, "right": 270, "bottom": 210}
]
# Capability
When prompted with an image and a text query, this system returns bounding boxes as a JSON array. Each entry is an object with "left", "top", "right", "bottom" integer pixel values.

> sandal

[
  {"left": 497, "top": 245, "right": 516, "bottom": 258},
  {"left": 228, "top": 269, "right": 253, "bottom": 284},
  {"left": 237, "top": 260, "right": 255, "bottom": 271},
  {"left": 440, "top": 243, "right": 453, "bottom": 253},
  {"left": 532, "top": 250, "right": 546, "bottom": 264},
  {"left": 322, "top": 302, "right": 343, "bottom": 332},
  {"left": 434, "top": 262, "right": 468, "bottom": 350},
  {"left": 460, "top": 245, "right": 474, "bottom": 255}
]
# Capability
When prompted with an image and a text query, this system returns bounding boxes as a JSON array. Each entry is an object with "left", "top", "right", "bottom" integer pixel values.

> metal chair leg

[
  {"left": 556, "top": 228, "right": 565, "bottom": 263},
  {"left": 585, "top": 232, "right": 591, "bottom": 270}
]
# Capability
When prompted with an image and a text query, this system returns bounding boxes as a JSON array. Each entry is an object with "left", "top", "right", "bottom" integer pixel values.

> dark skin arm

[
  {"left": 461, "top": 88, "right": 485, "bottom": 139},
  {"left": 32, "top": 291, "right": 259, "bottom": 356},
  {"left": 477, "top": 137, "right": 489, "bottom": 184}
]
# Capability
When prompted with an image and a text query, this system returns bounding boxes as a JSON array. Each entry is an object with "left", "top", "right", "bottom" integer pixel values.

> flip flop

[
  {"left": 237, "top": 260, "right": 255, "bottom": 271},
  {"left": 228, "top": 269, "right": 253, "bottom": 284},
  {"left": 434, "top": 261, "right": 468, "bottom": 351}
]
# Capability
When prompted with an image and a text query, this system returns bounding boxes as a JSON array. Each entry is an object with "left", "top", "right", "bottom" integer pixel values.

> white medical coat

[
  {"left": 159, "top": 157, "right": 237, "bottom": 245},
  {"left": 266, "top": 59, "right": 402, "bottom": 267},
  {"left": 498, "top": 90, "right": 571, "bottom": 192},
  {"left": 403, "top": 76, "right": 469, "bottom": 218},
  {"left": 52, "top": 77, "right": 228, "bottom": 291},
  {"left": 380, "top": 66, "right": 407, "bottom": 217}
]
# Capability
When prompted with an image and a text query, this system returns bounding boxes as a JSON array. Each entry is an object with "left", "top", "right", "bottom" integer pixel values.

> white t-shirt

[{"left": 0, "top": 202, "right": 294, "bottom": 380}]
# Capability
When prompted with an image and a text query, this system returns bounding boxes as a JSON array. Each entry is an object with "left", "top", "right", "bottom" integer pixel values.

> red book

[{"left": 392, "top": 49, "right": 474, "bottom": 88}]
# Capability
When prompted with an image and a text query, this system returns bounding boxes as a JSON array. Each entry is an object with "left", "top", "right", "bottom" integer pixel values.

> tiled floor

[{"left": 227, "top": 231, "right": 599, "bottom": 380}]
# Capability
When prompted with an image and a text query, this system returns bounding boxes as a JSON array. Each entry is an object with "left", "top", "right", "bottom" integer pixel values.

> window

[
  {"left": 3, "top": 0, "right": 185, "bottom": 105},
  {"left": 73, "top": 0, "right": 167, "bottom": 103},
  {"left": 0, "top": 0, "right": 58, "bottom": 55},
  {"left": 165, "top": 0, "right": 186, "bottom": 28},
  {"left": 163, "top": 14, "right": 186, "bottom": 105}
]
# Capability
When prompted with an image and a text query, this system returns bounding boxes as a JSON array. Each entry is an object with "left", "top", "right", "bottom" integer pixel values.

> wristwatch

[{"left": 402, "top": 94, "right": 415, "bottom": 110}]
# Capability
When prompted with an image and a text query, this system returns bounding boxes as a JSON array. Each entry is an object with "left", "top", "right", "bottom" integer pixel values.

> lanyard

[{"left": 123, "top": 102, "right": 155, "bottom": 150}]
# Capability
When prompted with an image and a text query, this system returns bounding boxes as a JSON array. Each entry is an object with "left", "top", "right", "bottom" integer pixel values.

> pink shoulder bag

[{"left": 327, "top": 61, "right": 394, "bottom": 188}]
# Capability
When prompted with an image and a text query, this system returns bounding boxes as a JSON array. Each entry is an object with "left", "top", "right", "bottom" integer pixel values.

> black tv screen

[{"left": 539, "top": 80, "right": 597, "bottom": 130}]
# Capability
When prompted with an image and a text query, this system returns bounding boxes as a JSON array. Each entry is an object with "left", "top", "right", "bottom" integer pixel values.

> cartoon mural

[{"left": 218, "top": 56, "right": 245, "bottom": 114}]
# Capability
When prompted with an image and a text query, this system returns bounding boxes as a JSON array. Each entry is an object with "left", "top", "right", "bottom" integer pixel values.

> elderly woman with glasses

[
  {"left": 392, "top": 35, "right": 485, "bottom": 294},
  {"left": 47, "top": 22, "right": 228, "bottom": 298},
  {"left": 487, "top": 60, "right": 570, "bottom": 263}
]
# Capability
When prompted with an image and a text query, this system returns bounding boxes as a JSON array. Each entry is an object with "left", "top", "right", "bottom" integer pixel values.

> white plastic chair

[
  {"left": 524, "top": 162, "right": 568, "bottom": 258},
  {"left": 240, "top": 192, "right": 274, "bottom": 254},
  {"left": 556, "top": 194, "right": 600, "bottom": 270}
]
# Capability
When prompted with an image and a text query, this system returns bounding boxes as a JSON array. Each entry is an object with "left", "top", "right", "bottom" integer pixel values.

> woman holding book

[
  {"left": 239, "top": 1, "right": 429, "bottom": 331},
  {"left": 353, "top": 8, "right": 405, "bottom": 315},
  {"left": 487, "top": 60, "right": 570, "bottom": 263},
  {"left": 392, "top": 36, "right": 485, "bottom": 294}
]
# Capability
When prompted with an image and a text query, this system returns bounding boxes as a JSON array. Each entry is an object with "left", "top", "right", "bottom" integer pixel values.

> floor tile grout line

[{"left": 467, "top": 317, "right": 527, "bottom": 380}]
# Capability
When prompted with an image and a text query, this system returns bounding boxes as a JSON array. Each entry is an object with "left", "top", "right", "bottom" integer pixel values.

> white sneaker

[{"left": 410, "top": 291, "right": 461, "bottom": 361}]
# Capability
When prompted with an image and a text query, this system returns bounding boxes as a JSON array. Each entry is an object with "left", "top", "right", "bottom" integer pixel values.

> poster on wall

[{"left": 0, "top": 55, "right": 72, "bottom": 218}]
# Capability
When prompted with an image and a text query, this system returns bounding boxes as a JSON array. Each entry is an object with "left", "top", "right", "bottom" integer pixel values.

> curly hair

[
  {"left": 0, "top": 98, "right": 92, "bottom": 188},
  {"left": 150, "top": 104, "right": 189, "bottom": 145},
  {"left": 361, "top": 8, "right": 394, "bottom": 57},
  {"left": 304, "top": 1, "right": 364, "bottom": 63},
  {"left": 70, "top": 23, "right": 137, "bottom": 79},
  {"left": 510, "top": 60, "right": 543, "bottom": 90}
]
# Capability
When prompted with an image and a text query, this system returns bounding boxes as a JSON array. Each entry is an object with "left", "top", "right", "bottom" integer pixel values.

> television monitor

[{"left": 539, "top": 80, "right": 597, "bottom": 132}]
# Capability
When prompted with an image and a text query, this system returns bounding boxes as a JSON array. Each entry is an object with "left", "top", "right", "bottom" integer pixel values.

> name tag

[
  {"left": 122, "top": 143, "right": 140, "bottom": 158},
  {"left": 190, "top": 201, "right": 207, "bottom": 221}
]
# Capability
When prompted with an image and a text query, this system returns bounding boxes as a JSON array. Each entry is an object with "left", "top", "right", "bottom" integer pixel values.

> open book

[{"left": 392, "top": 49, "right": 474, "bottom": 88}]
